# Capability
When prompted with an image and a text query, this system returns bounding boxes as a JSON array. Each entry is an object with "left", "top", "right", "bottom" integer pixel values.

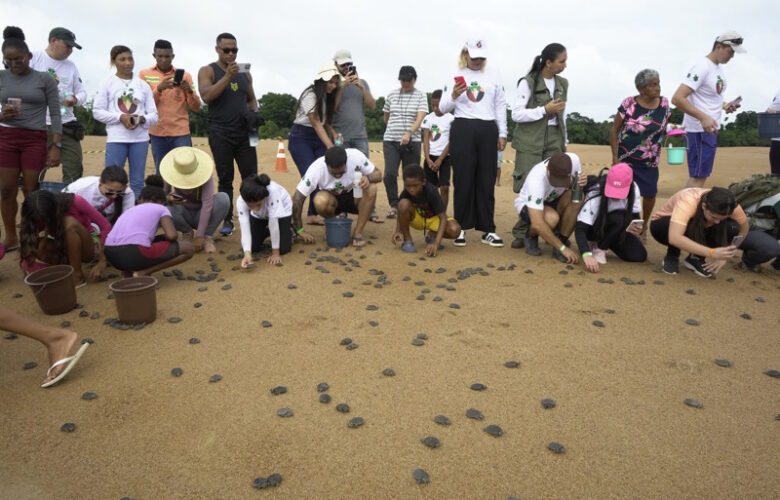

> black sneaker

[
  {"left": 740, "top": 261, "right": 759, "bottom": 273},
  {"left": 683, "top": 255, "right": 712, "bottom": 278},
  {"left": 453, "top": 230, "right": 466, "bottom": 247},
  {"left": 662, "top": 256, "right": 679, "bottom": 275},
  {"left": 481, "top": 232, "right": 504, "bottom": 247},
  {"left": 524, "top": 235, "right": 542, "bottom": 256},
  {"left": 220, "top": 220, "right": 234, "bottom": 237}
]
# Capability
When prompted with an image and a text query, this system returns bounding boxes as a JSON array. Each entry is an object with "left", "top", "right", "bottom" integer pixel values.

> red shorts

[{"left": 0, "top": 126, "right": 48, "bottom": 171}]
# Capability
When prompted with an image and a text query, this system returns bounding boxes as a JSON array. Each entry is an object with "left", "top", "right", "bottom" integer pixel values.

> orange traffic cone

[{"left": 275, "top": 138, "right": 288, "bottom": 173}]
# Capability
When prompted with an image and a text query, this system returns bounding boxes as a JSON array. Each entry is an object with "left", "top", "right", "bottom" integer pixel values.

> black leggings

[
  {"left": 650, "top": 216, "right": 780, "bottom": 266},
  {"left": 575, "top": 211, "right": 647, "bottom": 262},
  {"left": 249, "top": 215, "right": 293, "bottom": 254},
  {"left": 771, "top": 141, "right": 780, "bottom": 176}
]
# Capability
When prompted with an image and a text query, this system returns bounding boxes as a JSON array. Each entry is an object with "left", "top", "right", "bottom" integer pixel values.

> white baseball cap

[
  {"left": 333, "top": 49, "right": 352, "bottom": 65},
  {"left": 715, "top": 31, "right": 746, "bottom": 53},
  {"left": 464, "top": 37, "right": 487, "bottom": 58}
]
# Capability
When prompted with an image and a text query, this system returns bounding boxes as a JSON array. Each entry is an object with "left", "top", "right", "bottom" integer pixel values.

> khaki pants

[{"left": 47, "top": 125, "right": 83, "bottom": 184}]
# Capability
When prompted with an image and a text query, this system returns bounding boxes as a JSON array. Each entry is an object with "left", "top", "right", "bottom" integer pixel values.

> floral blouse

[{"left": 616, "top": 96, "right": 670, "bottom": 168}]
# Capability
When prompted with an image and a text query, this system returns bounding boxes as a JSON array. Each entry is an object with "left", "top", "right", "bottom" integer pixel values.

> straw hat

[{"left": 159, "top": 147, "right": 215, "bottom": 189}]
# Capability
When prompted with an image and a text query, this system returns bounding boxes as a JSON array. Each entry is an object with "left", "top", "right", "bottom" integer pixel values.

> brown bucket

[
  {"left": 109, "top": 276, "right": 158, "bottom": 325},
  {"left": 24, "top": 265, "right": 77, "bottom": 315}
]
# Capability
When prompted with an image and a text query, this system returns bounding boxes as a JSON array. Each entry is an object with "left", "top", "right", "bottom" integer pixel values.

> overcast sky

[{"left": 6, "top": 0, "right": 779, "bottom": 122}]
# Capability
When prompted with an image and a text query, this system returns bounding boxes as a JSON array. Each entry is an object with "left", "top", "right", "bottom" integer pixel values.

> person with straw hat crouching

[{"left": 159, "top": 146, "right": 229, "bottom": 253}]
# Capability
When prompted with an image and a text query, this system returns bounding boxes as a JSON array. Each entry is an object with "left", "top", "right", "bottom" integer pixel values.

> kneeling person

[
  {"left": 294, "top": 146, "right": 382, "bottom": 247},
  {"left": 237, "top": 174, "right": 293, "bottom": 268},
  {"left": 392, "top": 165, "right": 461, "bottom": 256}
]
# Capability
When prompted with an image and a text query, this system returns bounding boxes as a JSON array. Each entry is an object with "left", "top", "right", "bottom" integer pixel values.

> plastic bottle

[
  {"left": 60, "top": 90, "right": 71, "bottom": 116},
  {"left": 335, "top": 133, "right": 344, "bottom": 146},
  {"left": 353, "top": 171, "right": 363, "bottom": 198},
  {"left": 571, "top": 172, "right": 583, "bottom": 204}
]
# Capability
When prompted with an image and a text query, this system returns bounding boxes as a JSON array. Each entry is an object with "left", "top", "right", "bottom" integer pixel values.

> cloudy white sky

[{"left": 5, "top": 0, "right": 779, "bottom": 121}]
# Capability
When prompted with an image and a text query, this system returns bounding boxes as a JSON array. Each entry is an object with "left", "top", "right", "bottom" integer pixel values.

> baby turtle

[
  {"left": 198, "top": 286, "right": 208, "bottom": 292},
  {"left": 466, "top": 408, "right": 484, "bottom": 420},
  {"left": 470, "top": 383, "right": 487, "bottom": 391},
  {"left": 402, "top": 276, "right": 411, "bottom": 281},
  {"left": 541, "top": 398, "right": 556, "bottom": 409},
  {"left": 547, "top": 442, "right": 565, "bottom": 454},
  {"left": 432, "top": 296, "right": 442, "bottom": 302},
  {"left": 348, "top": 417, "right": 365, "bottom": 428},
  {"left": 270, "top": 386, "right": 288, "bottom": 395},
  {"left": 90, "top": 312, "right": 100, "bottom": 320},
  {"left": 653, "top": 280, "right": 664, "bottom": 285},
  {"left": 413, "top": 468, "right": 430, "bottom": 485},
  {"left": 765, "top": 370, "right": 780, "bottom": 379},
  {"left": 684, "top": 398, "right": 703, "bottom": 409},
  {"left": 252, "top": 473, "right": 282, "bottom": 490},
  {"left": 449, "top": 303, "right": 461, "bottom": 309},
  {"left": 168, "top": 317, "right": 182, "bottom": 324},
  {"left": 366, "top": 304, "right": 378, "bottom": 311},
  {"left": 332, "top": 279, "right": 342, "bottom": 285},
  {"left": 686, "top": 289, "right": 696, "bottom": 295},
  {"left": 277, "top": 407, "right": 294, "bottom": 418},
  {"left": 171, "top": 368, "right": 183, "bottom": 377},
  {"left": 411, "top": 338, "right": 425, "bottom": 346},
  {"left": 343, "top": 291, "right": 354, "bottom": 298},
  {"left": 340, "top": 337, "right": 352, "bottom": 346},
  {"left": 22, "top": 361, "right": 37, "bottom": 370},
  {"left": 414, "top": 280, "right": 425, "bottom": 286},
  {"left": 78, "top": 310, "right": 89, "bottom": 318},
  {"left": 287, "top": 284, "right": 297, "bottom": 290},
  {"left": 4, "top": 333, "right": 18, "bottom": 340},
  {"left": 592, "top": 320, "right": 605, "bottom": 328},
  {"left": 319, "top": 394, "right": 332, "bottom": 404},
  {"left": 382, "top": 368, "right": 396, "bottom": 377},
  {"left": 421, "top": 288, "right": 431, "bottom": 294},
  {"left": 346, "top": 343, "right": 359, "bottom": 350},
  {"left": 604, "top": 308, "right": 616, "bottom": 314},
  {"left": 193, "top": 302, "right": 202, "bottom": 309},
  {"left": 60, "top": 422, "right": 76, "bottom": 433},
  {"left": 504, "top": 360, "right": 520, "bottom": 368},
  {"left": 317, "top": 382, "right": 329, "bottom": 392},
  {"left": 434, "top": 415, "right": 451, "bottom": 426},
  {"left": 684, "top": 319, "right": 700, "bottom": 326},
  {"left": 714, "top": 359, "right": 732, "bottom": 368},
  {"left": 189, "top": 337, "right": 200, "bottom": 345},
  {"left": 336, "top": 403, "right": 350, "bottom": 413},
  {"left": 368, "top": 320, "right": 379, "bottom": 327},
  {"left": 208, "top": 374, "right": 222, "bottom": 383},
  {"left": 261, "top": 320, "right": 272, "bottom": 328},
  {"left": 81, "top": 391, "right": 98, "bottom": 401},
  {"left": 483, "top": 424, "right": 503, "bottom": 437},
  {"left": 446, "top": 285, "right": 456, "bottom": 291},
  {"left": 563, "top": 283, "right": 573, "bottom": 288},
  {"left": 416, "top": 333, "right": 428, "bottom": 340},
  {"left": 420, "top": 436, "right": 441, "bottom": 449},
  {"left": 755, "top": 296, "right": 766, "bottom": 303},
  {"left": 221, "top": 284, "right": 232, "bottom": 291},
  {"left": 739, "top": 312, "right": 752, "bottom": 320},
  {"left": 416, "top": 295, "right": 425, "bottom": 301}
]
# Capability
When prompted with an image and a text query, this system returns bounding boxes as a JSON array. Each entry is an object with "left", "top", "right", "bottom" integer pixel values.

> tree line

[{"left": 73, "top": 93, "right": 772, "bottom": 147}]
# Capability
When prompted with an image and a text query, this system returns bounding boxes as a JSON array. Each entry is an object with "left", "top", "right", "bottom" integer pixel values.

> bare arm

[
  {"left": 292, "top": 191, "right": 306, "bottom": 233},
  {"left": 309, "top": 112, "right": 334, "bottom": 148},
  {"left": 198, "top": 65, "right": 227, "bottom": 104},
  {"left": 610, "top": 114, "right": 624, "bottom": 164},
  {"left": 668, "top": 221, "right": 739, "bottom": 258},
  {"left": 383, "top": 112, "right": 389, "bottom": 125},
  {"left": 671, "top": 85, "right": 705, "bottom": 123},
  {"left": 246, "top": 72, "right": 258, "bottom": 112},
  {"left": 160, "top": 216, "right": 179, "bottom": 240}
]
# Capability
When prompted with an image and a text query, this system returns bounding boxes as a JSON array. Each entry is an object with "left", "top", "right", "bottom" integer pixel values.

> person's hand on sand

[
  {"left": 203, "top": 238, "right": 216, "bottom": 253},
  {"left": 425, "top": 242, "right": 438, "bottom": 257},
  {"left": 391, "top": 231, "right": 404, "bottom": 245},
  {"left": 241, "top": 253, "right": 254, "bottom": 269},
  {"left": 193, "top": 236, "right": 204, "bottom": 252},
  {"left": 703, "top": 258, "right": 727, "bottom": 274},
  {"left": 583, "top": 254, "right": 599, "bottom": 273},
  {"left": 298, "top": 230, "right": 315, "bottom": 244},
  {"left": 267, "top": 251, "right": 282, "bottom": 266},
  {"left": 562, "top": 247, "right": 579, "bottom": 264}
]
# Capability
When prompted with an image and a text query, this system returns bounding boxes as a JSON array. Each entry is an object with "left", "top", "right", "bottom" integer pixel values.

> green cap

[{"left": 49, "top": 27, "right": 81, "bottom": 50}]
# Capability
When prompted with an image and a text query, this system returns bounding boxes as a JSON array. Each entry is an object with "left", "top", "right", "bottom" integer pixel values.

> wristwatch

[{"left": 53, "top": 141, "right": 62, "bottom": 149}]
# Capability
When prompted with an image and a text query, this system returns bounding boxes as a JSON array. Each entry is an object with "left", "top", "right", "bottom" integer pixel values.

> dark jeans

[
  {"left": 150, "top": 134, "right": 193, "bottom": 173},
  {"left": 288, "top": 124, "right": 327, "bottom": 216},
  {"left": 208, "top": 130, "right": 257, "bottom": 223},
  {"left": 383, "top": 140, "right": 421, "bottom": 209},
  {"left": 250, "top": 215, "right": 293, "bottom": 254},
  {"left": 576, "top": 211, "right": 647, "bottom": 262}
]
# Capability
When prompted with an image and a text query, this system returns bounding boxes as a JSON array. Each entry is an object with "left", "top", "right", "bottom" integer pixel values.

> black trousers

[
  {"left": 577, "top": 211, "right": 647, "bottom": 262},
  {"left": 208, "top": 129, "right": 258, "bottom": 223},
  {"left": 770, "top": 141, "right": 780, "bottom": 176},
  {"left": 250, "top": 215, "right": 293, "bottom": 254},
  {"left": 448, "top": 118, "right": 498, "bottom": 233}
]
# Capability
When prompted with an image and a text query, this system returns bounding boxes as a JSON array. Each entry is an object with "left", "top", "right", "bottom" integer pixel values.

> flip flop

[
  {"left": 41, "top": 341, "right": 90, "bottom": 388},
  {"left": 352, "top": 236, "right": 366, "bottom": 248},
  {"left": 386, "top": 208, "right": 397, "bottom": 219},
  {"left": 369, "top": 214, "right": 384, "bottom": 224}
]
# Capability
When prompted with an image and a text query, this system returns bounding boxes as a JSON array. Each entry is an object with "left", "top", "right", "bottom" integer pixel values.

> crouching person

[{"left": 237, "top": 174, "right": 293, "bottom": 268}]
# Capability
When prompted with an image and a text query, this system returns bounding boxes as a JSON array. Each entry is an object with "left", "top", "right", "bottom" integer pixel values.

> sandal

[
  {"left": 369, "top": 210, "right": 384, "bottom": 224},
  {"left": 386, "top": 208, "right": 397, "bottom": 219},
  {"left": 352, "top": 236, "right": 366, "bottom": 248}
]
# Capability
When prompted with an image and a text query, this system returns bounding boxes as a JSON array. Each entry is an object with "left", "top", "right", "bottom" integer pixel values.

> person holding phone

[
  {"left": 140, "top": 39, "right": 201, "bottom": 173},
  {"left": 93, "top": 45, "right": 158, "bottom": 198},
  {"left": 438, "top": 37, "right": 507, "bottom": 248},
  {"left": 575, "top": 163, "right": 647, "bottom": 273},
  {"left": 672, "top": 32, "right": 746, "bottom": 188},
  {"left": 649, "top": 187, "right": 778, "bottom": 276},
  {"left": 509, "top": 43, "right": 568, "bottom": 249}
]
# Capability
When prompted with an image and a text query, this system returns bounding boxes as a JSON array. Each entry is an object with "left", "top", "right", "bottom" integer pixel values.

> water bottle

[
  {"left": 571, "top": 172, "right": 583, "bottom": 204},
  {"left": 60, "top": 90, "right": 71, "bottom": 116},
  {"left": 335, "top": 133, "right": 344, "bottom": 146},
  {"left": 353, "top": 172, "right": 363, "bottom": 199}
]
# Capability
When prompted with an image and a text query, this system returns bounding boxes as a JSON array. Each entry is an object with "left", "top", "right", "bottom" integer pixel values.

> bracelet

[
  {"left": 296, "top": 227, "right": 304, "bottom": 235},
  {"left": 559, "top": 245, "right": 566, "bottom": 252},
  {"left": 582, "top": 252, "right": 593, "bottom": 257},
  {"left": 708, "top": 248, "right": 714, "bottom": 258},
  {"left": 244, "top": 250, "right": 252, "bottom": 257}
]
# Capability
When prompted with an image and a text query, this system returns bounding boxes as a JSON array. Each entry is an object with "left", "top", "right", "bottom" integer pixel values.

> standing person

[
  {"left": 237, "top": 173, "right": 293, "bottom": 268},
  {"left": 288, "top": 62, "right": 341, "bottom": 226},
  {"left": 197, "top": 32, "right": 258, "bottom": 237},
  {"left": 610, "top": 69, "right": 670, "bottom": 236},
  {"left": 509, "top": 43, "right": 568, "bottom": 249},
  {"left": 140, "top": 39, "right": 202, "bottom": 173},
  {"left": 382, "top": 66, "right": 428, "bottom": 219},
  {"left": 63, "top": 165, "right": 134, "bottom": 225},
  {"left": 93, "top": 45, "right": 158, "bottom": 198},
  {"left": 575, "top": 164, "right": 647, "bottom": 273},
  {"left": 30, "top": 27, "right": 87, "bottom": 184},
  {"left": 422, "top": 89, "right": 454, "bottom": 212},
  {"left": 439, "top": 36, "right": 507, "bottom": 247},
  {"left": 159, "top": 147, "right": 229, "bottom": 254},
  {"left": 0, "top": 26, "right": 62, "bottom": 252},
  {"left": 671, "top": 32, "right": 745, "bottom": 188},
  {"left": 767, "top": 89, "right": 780, "bottom": 175}
]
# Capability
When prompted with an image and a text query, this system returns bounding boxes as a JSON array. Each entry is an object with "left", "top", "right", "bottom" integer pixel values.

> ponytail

[{"left": 525, "top": 43, "right": 566, "bottom": 80}]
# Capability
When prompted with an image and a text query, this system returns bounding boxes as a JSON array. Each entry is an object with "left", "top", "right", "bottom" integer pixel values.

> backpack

[{"left": 729, "top": 174, "right": 780, "bottom": 232}]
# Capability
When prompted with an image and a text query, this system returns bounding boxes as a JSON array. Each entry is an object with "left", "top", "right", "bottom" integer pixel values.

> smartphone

[
  {"left": 348, "top": 65, "right": 356, "bottom": 75},
  {"left": 454, "top": 76, "right": 467, "bottom": 87},
  {"left": 630, "top": 218, "right": 644, "bottom": 227},
  {"left": 730, "top": 235, "right": 744, "bottom": 247},
  {"left": 170, "top": 193, "right": 185, "bottom": 201},
  {"left": 129, "top": 115, "right": 140, "bottom": 126},
  {"left": 173, "top": 68, "right": 185, "bottom": 86},
  {"left": 727, "top": 96, "right": 742, "bottom": 109},
  {"left": 237, "top": 63, "right": 251, "bottom": 73},
  {"left": 6, "top": 97, "right": 21, "bottom": 109}
]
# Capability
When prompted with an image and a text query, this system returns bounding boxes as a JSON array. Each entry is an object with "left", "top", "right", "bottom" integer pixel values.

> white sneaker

[
  {"left": 481, "top": 232, "right": 504, "bottom": 247},
  {"left": 453, "top": 230, "right": 466, "bottom": 247},
  {"left": 592, "top": 247, "right": 607, "bottom": 264}
]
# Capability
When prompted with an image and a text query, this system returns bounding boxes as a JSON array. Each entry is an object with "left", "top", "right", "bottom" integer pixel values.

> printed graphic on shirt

[
  {"left": 467, "top": 81, "right": 485, "bottom": 103},
  {"left": 230, "top": 82, "right": 238, "bottom": 92},
  {"left": 716, "top": 75, "right": 724, "bottom": 95},
  {"left": 117, "top": 87, "right": 138, "bottom": 114},
  {"left": 429, "top": 124, "right": 442, "bottom": 141},
  {"left": 47, "top": 68, "right": 60, "bottom": 83},
  {"left": 687, "top": 72, "right": 698, "bottom": 82}
]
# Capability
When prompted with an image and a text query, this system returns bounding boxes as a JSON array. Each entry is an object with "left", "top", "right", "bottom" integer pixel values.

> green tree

[
  {"left": 366, "top": 96, "right": 386, "bottom": 140},
  {"left": 73, "top": 103, "right": 106, "bottom": 136},
  {"left": 257, "top": 92, "right": 297, "bottom": 130}
]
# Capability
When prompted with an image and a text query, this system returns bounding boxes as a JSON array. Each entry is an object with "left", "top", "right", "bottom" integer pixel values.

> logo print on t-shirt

[
  {"left": 467, "top": 81, "right": 485, "bottom": 103},
  {"left": 430, "top": 124, "right": 441, "bottom": 141},
  {"left": 230, "top": 82, "right": 238, "bottom": 92},
  {"left": 716, "top": 75, "right": 724, "bottom": 95},
  {"left": 47, "top": 68, "right": 60, "bottom": 83},
  {"left": 117, "top": 88, "right": 138, "bottom": 114}
]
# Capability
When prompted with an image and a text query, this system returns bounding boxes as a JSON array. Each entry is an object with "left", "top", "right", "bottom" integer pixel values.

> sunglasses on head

[
  {"left": 221, "top": 47, "right": 239, "bottom": 54},
  {"left": 722, "top": 38, "right": 743, "bottom": 45}
]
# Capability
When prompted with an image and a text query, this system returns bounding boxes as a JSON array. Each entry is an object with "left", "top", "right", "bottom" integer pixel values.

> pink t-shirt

[
  {"left": 105, "top": 203, "right": 172, "bottom": 247},
  {"left": 68, "top": 194, "right": 111, "bottom": 246}
]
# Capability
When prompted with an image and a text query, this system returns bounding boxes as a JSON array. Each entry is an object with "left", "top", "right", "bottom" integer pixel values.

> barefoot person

[
  {"left": 0, "top": 306, "right": 90, "bottom": 388},
  {"left": 391, "top": 165, "right": 461, "bottom": 256},
  {"left": 237, "top": 173, "right": 293, "bottom": 268},
  {"left": 293, "top": 146, "right": 382, "bottom": 247},
  {"left": 104, "top": 175, "right": 194, "bottom": 276}
]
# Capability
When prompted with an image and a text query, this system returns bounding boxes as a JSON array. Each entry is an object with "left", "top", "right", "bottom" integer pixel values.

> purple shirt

[{"left": 105, "top": 203, "right": 172, "bottom": 247}]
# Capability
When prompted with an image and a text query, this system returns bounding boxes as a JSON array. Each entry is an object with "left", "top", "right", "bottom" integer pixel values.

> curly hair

[{"left": 19, "top": 191, "right": 74, "bottom": 267}]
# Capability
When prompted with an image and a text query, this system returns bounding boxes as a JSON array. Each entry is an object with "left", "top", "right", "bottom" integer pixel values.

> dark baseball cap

[
  {"left": 547, "top": 153, "right": 573, "bottom": 188},
  {"left": 49, "top": 27, "right": 82, "bottom": 50},
  {"left": 398, "top": 65, "right": 417, "bottom": 81}
]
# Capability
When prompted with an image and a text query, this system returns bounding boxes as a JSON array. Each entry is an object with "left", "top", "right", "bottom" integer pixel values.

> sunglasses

[
  {"left": 221, "top": 48, "right": 239, "bottom": 54},
  {"left": 470, "top": 57, "right": 486, "bottom": 62},
  {"left": 103, "top": 189, "right": 124, "bottom": 196},
  {"left": 722, "top": 38, "right": 743, "bottom": 45}
]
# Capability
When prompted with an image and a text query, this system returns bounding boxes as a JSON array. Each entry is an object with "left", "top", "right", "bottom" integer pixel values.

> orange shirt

[
  {"left": 652, "top": 188, "right": 747, "bottom": 226},
  {"left": 139, "top": 65, "right": 201, "bottom": 137}
]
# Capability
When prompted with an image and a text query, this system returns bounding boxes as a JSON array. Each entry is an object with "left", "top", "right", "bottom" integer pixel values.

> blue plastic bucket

[
  {"left": 38, "top": 167, "right": 67, "bottom": 193},
  {"left": 325, "top": 217, "right": 353, "bottom": 248},
  {"left": 664, "top": 135, "right": 688, "bottom": 165}
]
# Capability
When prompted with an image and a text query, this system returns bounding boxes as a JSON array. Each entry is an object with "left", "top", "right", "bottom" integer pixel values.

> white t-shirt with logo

[
  {"left": 296, "top": 148, "right": 376, "bottom": 197},
  {"left": 63, "top": 176, "right": 135, "bottom": 219},
  {"left": 237, "top": 181, "right": 292, "bottom": 252},
  {"left": 514, "top": 152, "right": 582, "bottom": 213},
  {"left": 422, "top": 112, "right": 454, "bottom": 156},
  {"left": 29, "top": 51, "right": 88, "bottom": 125},
  {"left": 769, "top": 89, "right": 780, "bottom": 142},
  {"left": 577, "top": 183, "right": 641, "bottom": 225},
  {"left": 681, "top": 58, "right": 727, "bottom": 132}
]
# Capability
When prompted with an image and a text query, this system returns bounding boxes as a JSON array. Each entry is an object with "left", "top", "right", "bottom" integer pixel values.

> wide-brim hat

[
  {"left": 315, "top": 62, "right": 343, "bottom": 83},
  {"left": 160, "top": 147, "right": 215, "bottom": 189}
]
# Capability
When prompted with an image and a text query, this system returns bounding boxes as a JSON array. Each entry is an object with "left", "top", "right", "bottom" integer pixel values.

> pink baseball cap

[{"left": 604, "top": 163, "right": 633, "bottom": 199}]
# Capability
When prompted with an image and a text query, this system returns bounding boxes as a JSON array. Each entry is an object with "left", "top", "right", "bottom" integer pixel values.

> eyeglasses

[{"left": 221, "top": 48, "right": 239, "bottom": 54}]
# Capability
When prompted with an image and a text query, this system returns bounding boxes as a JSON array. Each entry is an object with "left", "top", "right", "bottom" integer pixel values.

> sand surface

[{"left": 1, "top": 138, "right": 778, "bottom": 499}]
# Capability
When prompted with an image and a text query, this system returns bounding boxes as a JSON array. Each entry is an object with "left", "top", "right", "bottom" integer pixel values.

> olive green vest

[{"left": 511, "top": 73, "right": 568, "bottom": 156}]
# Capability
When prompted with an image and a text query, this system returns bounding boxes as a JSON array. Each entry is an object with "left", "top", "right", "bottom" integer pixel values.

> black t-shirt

[{"left": 399, "top": 183, "right": 445, "bottom": 219}]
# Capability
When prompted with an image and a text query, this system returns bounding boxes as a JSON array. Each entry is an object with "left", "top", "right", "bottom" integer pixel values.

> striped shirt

[{"left": 382, "top": 88, "right": 428, "bottom": 142}]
